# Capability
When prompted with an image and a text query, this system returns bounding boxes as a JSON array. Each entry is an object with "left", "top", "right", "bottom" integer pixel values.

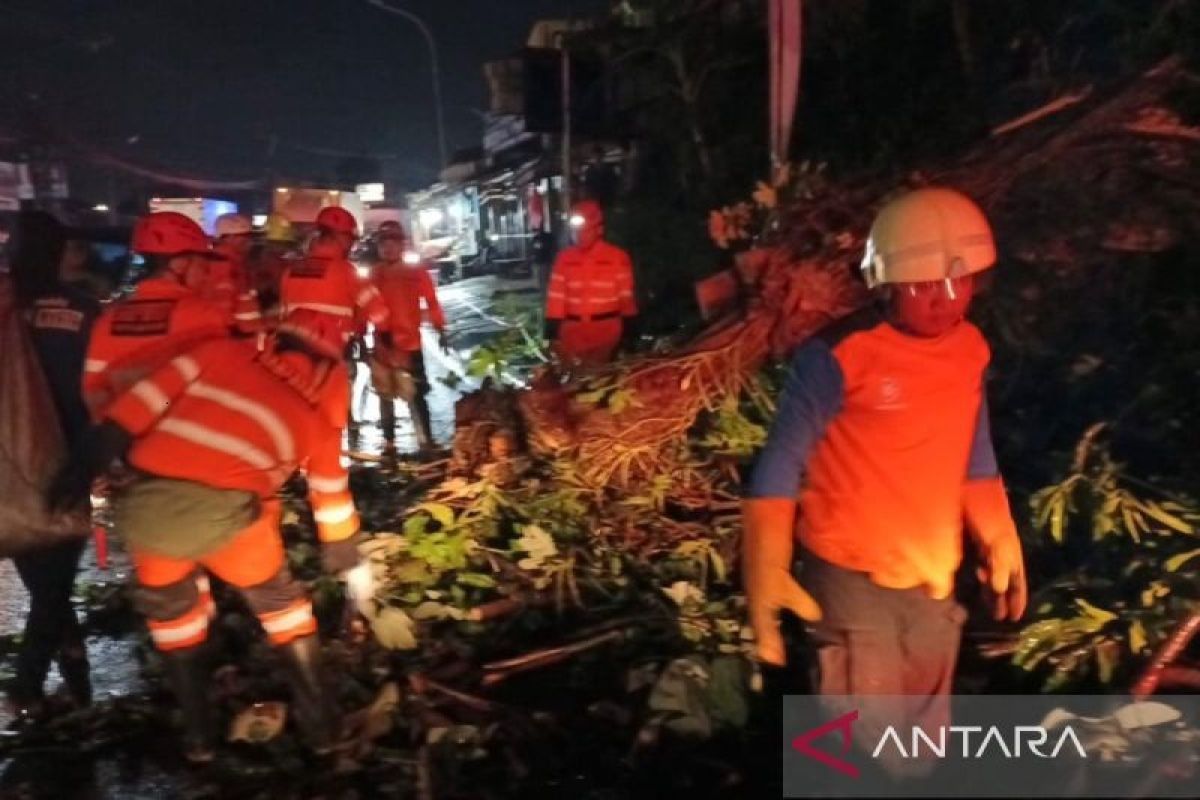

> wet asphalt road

[{"left": 0, "top": 273, "right": 535, "bottom": 797}]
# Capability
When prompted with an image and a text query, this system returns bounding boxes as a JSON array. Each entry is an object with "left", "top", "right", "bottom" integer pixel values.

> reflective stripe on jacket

[
  {"left": 105, "top": 339, "right": 358, "bottom": 543},
  {"left": 83, "top": 277, "right": 228, "bottom": 421}
]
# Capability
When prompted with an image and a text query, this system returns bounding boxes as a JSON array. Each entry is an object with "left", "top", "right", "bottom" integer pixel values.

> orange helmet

[
  {"left": 275, "top": 309, "right": 344, "bottom": 360},
  {"left": 315, "top": 206, "right": 358, "bottom": 236},
  {"left": 376, "top": 220, "right": 407, "bottom": 242},
  {"left": 569, "top": 200, "right": 603, "bottom": 229},
  {"left": 132, "top": 212, "right": 213, "bottom": 256}
]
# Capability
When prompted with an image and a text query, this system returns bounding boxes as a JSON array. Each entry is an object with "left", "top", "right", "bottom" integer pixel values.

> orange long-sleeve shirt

[
  {"left": 372, "top": 262, "right": 446, "bottom": 352},
  {"left": 280, "top": 246, "right": 389, "bottom": 342},
  {"left": 545, "top": 240, "right": 637, "bottom": 321}
]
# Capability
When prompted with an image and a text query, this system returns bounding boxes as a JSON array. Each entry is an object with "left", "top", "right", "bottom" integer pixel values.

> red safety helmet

[
  {"left": 315, "top": 206, "right": 358, "bottom": 236},
  {"left": 275, "top": 309, "right": 344, "bottom": 360},
  {"left": 132, "top": 212, "right": 214, "bottom": 256},
  {"left": 376, "top": 220, "right": 407, "bottom": 242},
  {"left": 569, "top": 200, "right": 604, "bottom": 229}
]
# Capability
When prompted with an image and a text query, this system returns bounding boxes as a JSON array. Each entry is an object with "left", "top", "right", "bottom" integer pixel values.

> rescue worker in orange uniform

[
  {"left": 281, "top": 206, "right": 392, "bottom": 437},
  {"left": 207, "top": 212, "right": 263, "bottom": 336},
  {"left": 544, "top": 200, "right": 637, "bottom": 365},
  {"left": 82, "top": 212, "right": 228, "bottom": 421},
  {"left": 249, "top": 213, "right": 298, "bottom": 330},
  {"left": 368, "top": 221, "right": 448, "bottom": 451},
  {"left": 743, "top": 188, "right": 1027, "bottom": 779},
  {"left": 279, "top": 206, "right": 389, "bottom": 342},
  {"left": 49, "top": 309, "right": 367, "bottom": 763}
]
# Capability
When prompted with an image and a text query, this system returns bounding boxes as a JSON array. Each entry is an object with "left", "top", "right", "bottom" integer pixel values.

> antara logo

[
  {"left": 791, "top": 710, "right": 1088, "bottom": 777},
  {"left": 791, "top": 710, "right": 861, "bottom": 778}
]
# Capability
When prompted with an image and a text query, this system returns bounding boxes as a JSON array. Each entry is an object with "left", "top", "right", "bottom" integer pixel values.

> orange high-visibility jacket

[
  {"left": 545, "top": 240, "right": 637, "bottom": 321},
  {"left": 280, "top": 251, "right": 389, "bottom": 341},
  {"left": 105, "top": 338, "right": 359, "bottom": 543},
  {"left": 204, "top": 254, "right": 262, "bottom": 336},
  {"left": 372, "top": 262, "right": 446, "bottom": 352},
  {"left": 83, "top": 277, "right": 229, "bottom": 421}
]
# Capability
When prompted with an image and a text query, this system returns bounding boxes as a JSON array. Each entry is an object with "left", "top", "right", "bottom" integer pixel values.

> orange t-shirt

[{"left": 747, "top": 309, "right": 996, "bottom": 596}]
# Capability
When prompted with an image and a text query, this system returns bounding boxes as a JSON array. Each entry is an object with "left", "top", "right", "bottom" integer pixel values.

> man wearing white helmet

[
  {"left": 742, "top": 187, "right": 1027, "bottom": 776},
  {"left": 208, "top": 212, "right": 262, "bottom": 336}
]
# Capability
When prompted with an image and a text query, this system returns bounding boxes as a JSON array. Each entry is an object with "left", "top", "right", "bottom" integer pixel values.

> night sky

[{"left": 2, "top": 0, "right": 607, "bottom": 191}]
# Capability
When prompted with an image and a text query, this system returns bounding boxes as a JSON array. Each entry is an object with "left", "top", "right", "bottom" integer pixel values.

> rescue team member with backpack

[
  {"left": 4, "top": 211, "right": 95, "bottom": 721},
  {"left": 369, "top": 221, "right": 448, "bottom": 452},
  {"left": 544, "top": 200, "right": 638, "bottom": 365},
  {"left": 48, "top": 309, "right": 367, "bottom": 763},
  {"left": 82, "top": 212, "right": 228, "bottom": 421},
  {"left": 742, "top": 188, "right": 1027, "bottom": 774},
  {"left": 208, "top": 212, "right": 263, "bottom": 336},
  {"left": 280, "top": 206, "right": 392, "bottom": 436}
]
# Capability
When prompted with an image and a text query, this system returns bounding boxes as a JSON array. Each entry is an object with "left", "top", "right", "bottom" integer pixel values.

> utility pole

[{"left": 365, "top": 0, "right": 449, "bottom": 170}]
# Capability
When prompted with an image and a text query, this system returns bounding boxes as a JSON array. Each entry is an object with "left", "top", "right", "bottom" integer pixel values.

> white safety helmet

[{"left": 861, "top": 187, "right": 996, "bottom": 290}]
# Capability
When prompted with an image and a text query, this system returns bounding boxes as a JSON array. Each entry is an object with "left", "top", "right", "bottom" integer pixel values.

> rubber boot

[
  {"left": 408, "top": 393, "right": 435, "bottom": 454},
  {"left": 380, "top": 399, "right": 397, "bottom": 447},
  {"left": 276, "top": 635, "right": 338, "bottom": 754},
  {"left": 56, "top": 633, "right": 93, "bottom": 709},
  {"left": 160, "top": 646, "right": 216, "bottom": 764}
]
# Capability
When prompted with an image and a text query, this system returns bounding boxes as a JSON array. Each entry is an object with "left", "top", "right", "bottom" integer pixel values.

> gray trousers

[{"left": 797, "top": 554, "right": 966, "bottom": 779}]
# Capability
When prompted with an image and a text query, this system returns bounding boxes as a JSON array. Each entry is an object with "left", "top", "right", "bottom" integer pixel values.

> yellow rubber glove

[
  {"left": 963, "top": 477, "right": 1028, "bottom": 622},
  {"left": 742, "top": 498, "right": 822, "bottom": 666}
]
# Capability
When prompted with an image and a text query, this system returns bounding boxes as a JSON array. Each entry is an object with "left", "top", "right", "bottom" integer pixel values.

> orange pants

[
  {"left": 554, "top": 317, "right": 623, "bottom": 365},
  {"left": 129, "top": 500, "right": 316, "bottom": 651}
]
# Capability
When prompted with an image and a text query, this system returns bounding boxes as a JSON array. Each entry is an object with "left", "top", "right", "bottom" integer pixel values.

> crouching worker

[
  {"left": 742, "top": 188, "right": 1027, "bottom": 777},
  {"left": 48, "top": 309, "right": 368, "bottom": 763}
]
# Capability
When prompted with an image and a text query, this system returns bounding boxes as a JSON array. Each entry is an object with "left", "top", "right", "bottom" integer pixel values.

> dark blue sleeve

[
  {"left": 966, "top": 395, "right": 1000, "bottom": 480},
  {"left": 745, "top": 340, "right": 845, "bottom": 499}
]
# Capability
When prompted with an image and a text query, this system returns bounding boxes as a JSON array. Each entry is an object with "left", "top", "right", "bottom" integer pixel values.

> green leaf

[
  {"left": 1074, "top": 598, "right": 1117, "bottom": 624},
  {"left": 404, "top": 514, "right": 430, "bottom": 537},
  {"left": 370, "top": 607, "right": 418, "bottom": 650},
  {"left": 709, "top": 551, "right": 728, "bottom": 584},
  {"left": 704, "top": 656, "right": 749, "bottom": 728},
  {"left": 1164, "top": 548, "right": 1200, "bottom": 573},
  {"left": 575, "top": 388, "right": 609, "bottom": 406},
  {"left": 1129, "top": 619, "right": 1148, "bottom": 654},
  {"left": 456, "top": 572, "right": 498, "bottom": 589},
  {"left": 1050, "top": 496, "right": 1067, "bottom": 544},
  {"left": 1140, "top": 502, "right": 1194, "bottom": 535},
  {"left": 1095, "top": 640, "right": 1119, "bottom": 685},
  {"left": 608, "top": 388, "right": 641, "bottom": 414},
  {"left": 418, "top": 503, "right": 457, "bottom": 530}
]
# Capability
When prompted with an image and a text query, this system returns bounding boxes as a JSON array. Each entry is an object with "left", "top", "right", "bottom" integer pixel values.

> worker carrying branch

[
  {"left": 544, "top": 200, "right": 638, "bottom": 365},
  {"left": 48, "top": 309, "right": 369, "bottom": 764},
  {"left": 742, "top": 187, "right": 1027, "bottom": 776}
]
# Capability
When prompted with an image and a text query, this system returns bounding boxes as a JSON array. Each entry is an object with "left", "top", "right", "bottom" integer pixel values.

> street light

[{"left": 365, "top": 0, "right": 449, "bottom": 170}]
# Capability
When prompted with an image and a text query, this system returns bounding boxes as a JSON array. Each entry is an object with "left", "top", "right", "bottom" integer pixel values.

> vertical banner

[{"left": 769, "top": 0, "right": 803, "bottom": 170}]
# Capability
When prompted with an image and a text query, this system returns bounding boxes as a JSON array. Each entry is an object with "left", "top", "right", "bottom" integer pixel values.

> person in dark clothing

[{"left": 5, "top": 211, "right": 97, "bottom": 720}]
